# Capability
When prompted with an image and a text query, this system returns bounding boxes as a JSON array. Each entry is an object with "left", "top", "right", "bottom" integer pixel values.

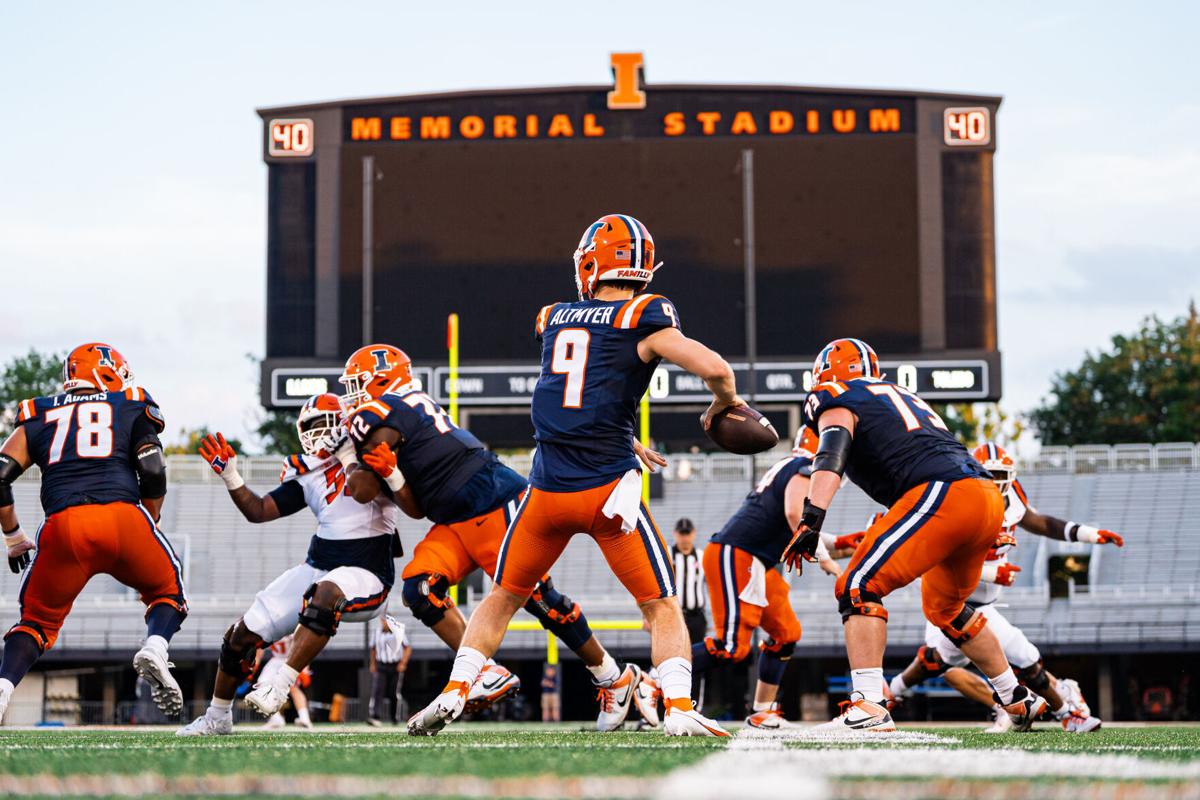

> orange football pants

[
  {"left": 494, "top": 479, "right": 675, "bottom": 603},
  {"left": 10, "top": 502, "right": 187, "bottom": 651},
  {"left": 835, "top": 477, "right": 1003, "bottom": 628},
  {"left": 401, "top": 493, "right": 523, "bottom": 584},
  {"left": 703, "top": 542, "right": 801, "bottom": 662}
]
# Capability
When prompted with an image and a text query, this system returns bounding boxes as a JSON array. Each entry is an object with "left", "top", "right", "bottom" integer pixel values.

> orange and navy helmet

[
  {"left": 63, "top": 342, "right": 134, "bottom": 393},
  {"left": 973, "top": 441, "right": 1016, "bottom": 496},
  {"left": 339, "top": 344, "right": 414, "bottom": 413},
  {"left": 812, "top": 338, "right": 881, "bottom": 385},
  {"left": 297, "top": 393, "right": 345, "bottom": 457},
  {"left": 573, "top": 214, "right": 660, "bottom": 300},
  {"left": 792, "top": 426, "right": 818, "bottom": 456}
]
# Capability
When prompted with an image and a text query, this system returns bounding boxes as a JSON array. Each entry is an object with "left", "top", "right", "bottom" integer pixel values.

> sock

[
  {"left": 484, "top": 658, "right": 497, "bottom": 668},
  {"left": 279, "top": 663, "right": 300, "bottom": 686},
  {"left": 889, "top": 674, "right": 909, "bottom": 697},
  {"left": 0, "top": 631, "right": 41, "bottom": 685},
  {"left": 851, "top": 667, "right": 885, "bottom": 704},
  {"left": 447, "top": 647, "right": 487, "bottom": 689},
  {"left": 657, "top": 656, "right": 692, "bottom": 702},
  {"left": 988, "top": 667, "right": 1019, "bottom": 705},
  {"left": 1052, "top": 704, "right": 1070, "bottom": 720},
  {"left": 752, "top": 700, "right": 772, "bottom": 713},
  {"left": 296, "top": 706, "right": 311, "bottom": 724},
  {"left": 144, "top": 634, "right": 169, "bottom": 655},
  {"left": 586, "top": 653, "right": 621, "bottom": 687},
  {"left": 210, "top": 696, "right": 233, "bottom": 713},
  {"left": 145, "top": 604, "right": 184, "bottom": 641}
]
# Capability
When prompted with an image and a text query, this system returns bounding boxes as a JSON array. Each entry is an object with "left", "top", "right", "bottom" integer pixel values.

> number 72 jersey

[{"left": 801, "top": 377, "right": 989, "bottom": 508}]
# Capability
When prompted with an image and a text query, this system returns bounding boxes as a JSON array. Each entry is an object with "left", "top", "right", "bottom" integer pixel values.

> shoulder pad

[
  {"left": 348, "top": 398, "right": 395, "bottom": 426},
  {"left": 279, "top": 454, "right": 315, "bottom": 482},
  {"left": 15, "top": 398, "right": 38, "bottom": 424},
  {"left": 812, "top": 380, "right": 851, "bottom": 397},
  {"left": 613, "top": 293, "right": 680, "bottom": 331},
  {"left": 535, "top": 304, "right": 557, "bottom": 337},
  {"left": 122, "top": 387, "right": 165, "bottom": 432}
]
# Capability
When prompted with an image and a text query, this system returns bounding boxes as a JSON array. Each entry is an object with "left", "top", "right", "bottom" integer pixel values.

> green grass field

[{"left": 0, "top": 723, "right": 1196, "bottom": 799}]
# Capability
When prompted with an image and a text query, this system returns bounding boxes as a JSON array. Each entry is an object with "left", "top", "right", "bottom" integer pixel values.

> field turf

[{"left": 0, "top": 723, "right": 1196, "bottom": 799}]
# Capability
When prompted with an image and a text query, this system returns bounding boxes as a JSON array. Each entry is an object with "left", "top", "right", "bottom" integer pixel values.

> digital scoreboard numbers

[
  {"left": 268, "top": 118, "right": 314, "bottom": 157},
  {"left": 943, "top": 107, "right": 991, "bottom": 146}
]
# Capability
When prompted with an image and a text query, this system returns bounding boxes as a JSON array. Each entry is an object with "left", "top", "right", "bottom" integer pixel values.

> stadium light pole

[
  {"left": 741, "top": 148, "right": 757, "bottom": 484},
  {"left": 362, "top": 156, "right": 375, "bottom": 346}
]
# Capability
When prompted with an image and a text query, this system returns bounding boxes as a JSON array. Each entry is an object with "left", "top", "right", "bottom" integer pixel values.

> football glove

[
  {"left": 833, "top": 531, "right": 866, "bottom": 551},
  {"left": 995, "top": 562, "right": 1021, "bottom": 586},
  {"left": 198, "top": 432, "right": 244, "bottom": 490},
  {"left": 4, "top": 526, "right": 34, "bottom": 573},
  {"left": 363, "top": 442, "right": 406, "bottom": 492},
  {"left": 1092, "top": 529, "right": 1124, "bottom": 547},
  {"left": 782, "top": 500, "right": 827, "bottom": 572}
]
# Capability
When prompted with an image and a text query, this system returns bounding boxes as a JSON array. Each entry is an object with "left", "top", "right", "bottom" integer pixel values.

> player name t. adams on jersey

[{"left": 530, "top": 293, "right": 680, "bottom": 492}]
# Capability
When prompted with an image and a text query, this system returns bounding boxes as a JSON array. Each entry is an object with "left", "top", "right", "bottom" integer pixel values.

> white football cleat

[
  {"left": 245, "top": 669, "right": 296, "bottom": 717},
  {"left": 1062, "top": 710, "right": 1102, "bottom": 733},
  {"left": 1057, "top": 677, "right": 1091, "bottom": 716},
  {"left": 133, "top": 643, "right": 183, "bottom": 716},
  {"left": 663, "top": 698, "right": 731, "bottom": 737},
  {"left": 812, "top": 695, "right": 897, "bottom": 734},
  {"left": 632, "top": 670, "right": 661, "bottom": 729},
  {"left": 263, "top": 712, "right": 286, "bottom": 729},
  {"left": 746, "top": 704, "right": 794, "bottom": 730},
  {"left": 998, "top": 685, "right": 1047, "bottom": 732},
  {"left": 176, "top": 710, "right": 234, "bottom": 736},
  {"left": 596, "top": 664, "right": 641, "bottom": 732},
  {"left": 464, "top": 663, "right": 521, "bottom": 714},
  {"left": 408, "top": 680, "right": 469, "bottom": 736},
  {"left": 984, "top": 704, "right": 1014, "bottom": 733},
  {"left": 0, "top": 678, "right": 14, "bottom": 726}
]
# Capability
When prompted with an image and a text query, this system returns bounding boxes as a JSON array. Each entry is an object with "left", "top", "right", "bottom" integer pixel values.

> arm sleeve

[{"left": 266, "top": 481, "right": 307, "bottom": 517}]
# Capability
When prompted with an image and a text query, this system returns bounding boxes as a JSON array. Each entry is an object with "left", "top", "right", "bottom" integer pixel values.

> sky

[{"left": 2, "top": 1, "right": 1197, "bottom": 451}]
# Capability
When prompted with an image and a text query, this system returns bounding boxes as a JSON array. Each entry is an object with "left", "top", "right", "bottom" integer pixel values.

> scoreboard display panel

[{"left": 257, "top": 80, "right": 1001, "bottom": 422}]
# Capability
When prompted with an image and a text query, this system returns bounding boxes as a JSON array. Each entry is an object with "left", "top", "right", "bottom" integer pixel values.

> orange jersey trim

[
  {"left": 354, "top": 399, "right": 392, "bottom": 421},
  {"left": 17, "top": 398, "right": 36, "bottom": 422},
  {"left": 614, "top": 293, "right": 658, "bottom": 329},
  {"left": 813, "top": 380, "right": 849, "bottom": 396},
  {"left": 535, "top": 304, "right": 555, "bottom": 336},
  {"left": 124, "top": 387, "right": 145, "bottom": 402}
]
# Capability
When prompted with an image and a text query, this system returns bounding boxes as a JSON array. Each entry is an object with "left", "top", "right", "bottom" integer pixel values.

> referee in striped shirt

[{"left": 671, "top": 518, "right": 706, "bottom": 643}]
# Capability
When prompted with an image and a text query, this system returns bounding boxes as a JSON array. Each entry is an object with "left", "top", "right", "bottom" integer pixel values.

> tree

[
  {"left": 0, "top": 349, "right": 64, "bottom": 437},
  {"left": 255, "top": 410, "right": 300, "bottom": 456},
  {"left": 163, "top": 427, "right": 244, "bottom": 456},
  {"left": 1029, "top": 303, "right": 1200, "bottom": 445},
  {"left": 935, "top": 403, "right": 1026, "bottom": 450}
]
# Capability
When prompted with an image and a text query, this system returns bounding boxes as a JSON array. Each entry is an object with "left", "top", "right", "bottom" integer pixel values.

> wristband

[
  {"left": 980, "top": 562, "right": 999, "bottom": 583},
  {"left": 333, "top": 438, "right": 358, "bottom": 471},
  {"left": 4, "top": 526, "right": 27, "bottom": 546},
  {"left": 220, "top": 466, "right": 245, "bottom": 492},
  {"left": 1072, "top": 523, "right": 1101, "bottom": 544},
  {"left": 382, "top": 468, "right": 406, "bottom": 493},
  {"left": 800, "top": 498, "right": 827, "bottom": 533}
]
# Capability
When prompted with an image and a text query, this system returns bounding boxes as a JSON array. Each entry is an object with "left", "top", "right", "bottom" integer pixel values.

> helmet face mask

[
  {"left": 972, "top": 442, "right": 1016, "bottom": 496},
  {"left": 296, "top": 394, "right": 345, "bottom": 457}
]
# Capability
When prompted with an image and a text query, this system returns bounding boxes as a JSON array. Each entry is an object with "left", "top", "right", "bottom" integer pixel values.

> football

[{"left": 705, "top": 405, "right": 780, "bottom": 454}]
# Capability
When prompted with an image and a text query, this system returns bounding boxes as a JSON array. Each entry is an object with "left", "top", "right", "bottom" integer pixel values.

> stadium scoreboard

[{"left": 258, "top": 57, "right": 1002, "bottom": 425}]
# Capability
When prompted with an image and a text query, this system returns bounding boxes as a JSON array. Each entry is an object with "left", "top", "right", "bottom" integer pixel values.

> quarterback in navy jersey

[
  {"left": 0, "top": 343, "right": 185, "bottom": 723},
  {"left": 783, "top": 338, "right": 1048, "bottom": 733},
  {"left": 411, "top": 213, "right": 743, "bottom": 739},
  {"left": 339, "top": 345, "right": 649, "bottom": 731}
]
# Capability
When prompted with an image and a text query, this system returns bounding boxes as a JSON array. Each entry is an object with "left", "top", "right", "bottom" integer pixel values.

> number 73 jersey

[{"left": 801, "top": 377, "right": 989, "bottom": 508}]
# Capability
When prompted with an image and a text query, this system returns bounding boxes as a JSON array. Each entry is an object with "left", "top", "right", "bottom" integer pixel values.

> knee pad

[
  {"left": 218, "top": 624, "right": 262, "bottom": 678},
  {"left": 5, "top": 622, "right": 49, "bottom": 654},
  {"left": 297, "top": 583, "right": 346, "bottom": 637},
  {"left": 527, "top": 581, "right": 592, "bottom": 651},
  {"left": 757, "top": 641, "right": 795, "bottom": 686},
  {"left": 916, "top": 644, "right": 948, "bottom": 677},
  {"left": 400, "top": 573, "right": 455, "bottom": 627},
  {"left": 838, "top": 589, "right": 888, "bottom": 623},
  {"left": 939, "top": 605, "right": 987, "bottom": 646},
  {"left": 1017, "top": 660, "right": 1051, "bottom": 692}
]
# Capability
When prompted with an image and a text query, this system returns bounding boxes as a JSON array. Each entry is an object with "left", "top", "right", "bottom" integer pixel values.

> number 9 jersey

[
  {"left": 530, "top": 294, "right": 681, "bottom": 491},
  {"left": 801, "top": 377, "right": 988, "bottom": 507},
  {"left": 16, "top": 388, "right": 166, "bottom": 516}
]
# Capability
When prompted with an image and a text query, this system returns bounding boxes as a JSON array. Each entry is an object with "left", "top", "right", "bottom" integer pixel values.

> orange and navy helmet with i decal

[
  {"left": 339, "top": 344, "right": 414, "bottom": 413},
  {"left": 812, "top": 338, "right": 881, "bottom": 385},
  {"left": 63, "top": 342, "right": 135, "bottom": 393},
  {"left": 572, "top": 213, "right": 661, "bottom": 300}
]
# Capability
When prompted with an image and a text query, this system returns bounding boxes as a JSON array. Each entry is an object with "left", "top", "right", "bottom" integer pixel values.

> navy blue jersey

[
  {"left": 16, "top": 388, "right": 165, "bottom": 516},
  {"left": 529, "top": 293, "right": 681, "bottom": 491},
  {"left": 711, "top": 453, "right": 813, "bottom": 567},
  {"left": 801, "top": 377, "right": 988, "bottom": 507},
  {"left": 346, "top": 389, "right": 524, "bottom": 525}
]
